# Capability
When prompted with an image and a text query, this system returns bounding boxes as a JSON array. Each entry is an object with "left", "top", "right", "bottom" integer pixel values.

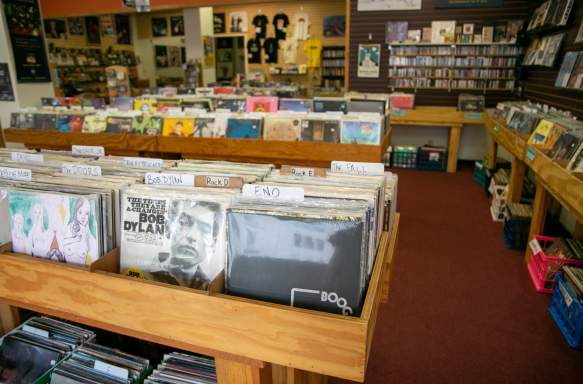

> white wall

[{"left": 184, "top": 7, "right": 215, "bottom": 86}]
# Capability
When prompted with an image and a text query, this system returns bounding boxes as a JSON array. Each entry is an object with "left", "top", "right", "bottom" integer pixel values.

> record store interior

[{"left": 0, "top": 0, "right": 583, "bottom": 383}]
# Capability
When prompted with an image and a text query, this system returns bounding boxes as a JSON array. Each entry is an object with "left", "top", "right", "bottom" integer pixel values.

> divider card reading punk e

[{"left": 120, "top": 188, "right": 232, "bottom": 290}]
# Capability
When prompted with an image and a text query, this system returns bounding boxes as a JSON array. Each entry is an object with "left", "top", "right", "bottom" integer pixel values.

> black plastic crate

[
  {"left": 503, "top": 203, "right": 532, "bottom": 250},
  {"left": 417, "top": 147, "right": 447, "bottom": 172}
]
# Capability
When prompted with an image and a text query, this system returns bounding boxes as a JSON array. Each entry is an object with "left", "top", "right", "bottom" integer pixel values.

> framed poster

[
  {"left": 67, "top": 17, "right": 84, "bottom": 36},
  {"left": 0, "top": 63, "right": 15, "bottom": 101},
  {"left": 203, "top": 36, "right": 215, "bottom": 67},
  {"left": 229, "top": 12, "right": 248, "bottom": 33},
  {"left": 432, "top": 0, "right": 503, "bottom": 8},
  {"left": 357, "top": 0, "right": 421, "bottom": 11},
  {"left": 214, "top": 13, "right": 226, "bottom": 34},
  {"left": 115, "top": 15, "right": 131, "bottom": 44},
  {"left": 3, "top": 0, "right": 51, "bottom": 82},
  {"left": 357, "top": 44, "right": 380, "bottom": 78},
  {"left": 323, "top": 16, "right": 345, "bottom": 37},
  {"left": 170, "top": 16, "right": 184, "bottom": 36},
  {"left": 85, "top": 16, "right": 101, "bottom": 44},
  {"left": 152, "top": 17, "right": 168, "bottom": 37},
  {"left": 100, "top": 15, "right": 115, "bottom": 38},
  {"left": 44, "top": 19, "right": 67, "bottom": 39}
]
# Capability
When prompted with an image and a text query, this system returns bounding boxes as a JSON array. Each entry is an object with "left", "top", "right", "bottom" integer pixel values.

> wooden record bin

[
  {"left": 0, "top": 213, "right": 400, "bottom": 383},
  {"left": 3, "top": 128, "right": 393, "bottom": 168}
]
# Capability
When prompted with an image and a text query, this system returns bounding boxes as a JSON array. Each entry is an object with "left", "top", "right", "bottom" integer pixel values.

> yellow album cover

[
  {"left": 528, "top": 119, "right": 554, "bottom": 146},
  {"left": 162, "top": 117, "right": 195, "bottom": 137},
  {"left": 133, "top": 99, "right": 157, "bottom": 113}
]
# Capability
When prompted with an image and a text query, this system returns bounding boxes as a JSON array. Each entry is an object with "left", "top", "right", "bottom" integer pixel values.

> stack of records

[
  {"left": 562, "top": 265, "right": 583, "bottom": 300},
  {"left": 51, "top": 343, "right": 150, "bottom": 383},
  {"left": 0, "top": 317, "right": 95, "bottom": 383},
  {"left": 145, "top": 352, "right": 216, "bottom": 383}
]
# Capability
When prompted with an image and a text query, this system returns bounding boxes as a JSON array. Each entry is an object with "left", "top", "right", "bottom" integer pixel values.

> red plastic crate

[{"left": 527, "top": 235, "right": 583, "bottom": 294}]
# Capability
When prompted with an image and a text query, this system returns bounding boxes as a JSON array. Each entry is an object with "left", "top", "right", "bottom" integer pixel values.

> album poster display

[
  {"left": 85, "top": 16, "right": 101, "bottom": 44},
  {"left": 3, "top": 0, "right": 51, "bottom": 82},
  {"left": 357, "top": 44, "right": 380, "bottom": 78},
  {"left": 115, "top": 15, "right": 131, "bottom": 44},
  {"left": 214, "top": 13, "right": 226, "bottom": 33},
  {"left": 0, "top": 64, "right": 15, "bottom": 101}
]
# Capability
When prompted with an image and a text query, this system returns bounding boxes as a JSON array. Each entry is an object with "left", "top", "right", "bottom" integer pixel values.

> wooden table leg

[
  {"left": 447, "top": 124, "right": 462, "bottom": 173},
  {"left": 507, "top": 157, "right": 527, "bottom": 203},
  {"left": 487, "top": 138, "right": 498, "bottom": 170},
  {"left": 524, "top": 182, "right": 550, "bottom": 263},
  {"left": 0, "top": 304, "right": 19, "bottom": 335},
  {"left": 216, "top": 358, "right": 272, "bottom": 384},
  {"left": 272, "top": 366, "right": 328, "bottom": 384}
]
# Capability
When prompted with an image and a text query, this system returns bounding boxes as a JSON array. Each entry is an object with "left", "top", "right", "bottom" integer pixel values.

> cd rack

[{"left": 387, "top": 43, "right": 523, "bottom": 92}]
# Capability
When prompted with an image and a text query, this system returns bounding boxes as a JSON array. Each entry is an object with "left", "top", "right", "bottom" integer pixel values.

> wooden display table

[
  {"left": 3, "top": 128, "right": 392, "bottom": 168},
  {"left": 0, "top": 215, "right": 399, "bottom": 383},
  {"left": 484, "top": 114, "right": 583, "bottom": 264},
  {"left": 390, "top": 106, "right": 486, "bottom": 173}
]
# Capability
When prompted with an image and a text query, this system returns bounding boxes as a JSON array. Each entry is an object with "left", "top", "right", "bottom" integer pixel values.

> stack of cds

[
  {"left": 145, "top": 353, "right": 216, "bottom": 383},
  {"left": 0, "top": 317, "right": 95, "bottom": 383},
  {"left": 50, "top": 343, "right": 150, "bottom": 384}
]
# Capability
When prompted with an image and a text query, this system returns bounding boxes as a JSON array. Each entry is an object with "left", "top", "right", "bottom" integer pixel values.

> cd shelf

[
  {"left": 3, "top": 128, "right": 393, "bottom": 168},
  {"left": 0, "top": 216, "right": 400, "bottom": 384},
  {"left": 388, "top": 43, "right": 522, "bottom": 92},
  {"left": 322, "top": 46, "right": 346, "bottom": 89}
]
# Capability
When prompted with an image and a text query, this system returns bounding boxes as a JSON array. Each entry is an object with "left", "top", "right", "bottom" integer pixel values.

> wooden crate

[{"left": 0, "top": 215, "right": 399, "bottom": 383}]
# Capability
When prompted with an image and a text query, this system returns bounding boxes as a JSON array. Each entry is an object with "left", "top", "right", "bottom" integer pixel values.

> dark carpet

[{"left": 331, "top": 165, "right": 583, "bottom": 384}]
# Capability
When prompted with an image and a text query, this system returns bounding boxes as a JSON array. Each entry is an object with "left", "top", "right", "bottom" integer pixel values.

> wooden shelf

[
  {"left": 0, "top": 215, "right": 400, "bottom": 383},
  {"left": 388, "top": 42, "right": 517, "bottom": 46},
  {"left": 390, "top": 54, "right": 519, "bottom": 58},
  {"left": 3, "top": 128, "right": 392, "bottom": 168}
]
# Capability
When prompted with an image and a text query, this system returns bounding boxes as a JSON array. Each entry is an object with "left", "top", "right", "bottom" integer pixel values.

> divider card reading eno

[
  {"left": 242, "top": 184, "right": 305, "bottom": 201},
  {"left": 331, "top": 161, "right": 385, "bottom": 176},
  {"left": 72, "top": 145, "right": 105, "bottom": 157},
  {"left": 145, "top": 172, "right": 195, "bottom": 186}
]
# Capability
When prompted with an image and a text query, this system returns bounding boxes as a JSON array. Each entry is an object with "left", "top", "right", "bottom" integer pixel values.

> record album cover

[
  {"left": 263, "top": 116, "right": 301, "bottom": 141},
  {"left": 110, "top": 96, "right": 135, "bottom": 111},
  {"left": 33, "top": 113, "right": 57, "bottom": 131},
  {"left": 192, "top": 116, "right": 216, "bottom": 137},
  {"left": 279, "top": 98, "right": 313, "bottom": 112},
  {"left": 226, "top": 209, "right": 367, "bottom": 316},
  {"left": 57, "top": 114, "right": 85, "bottom": 132},
  {"left": 432, "top": 21, "right": 456, "bottom": 44},
  {"left": 313, "top": 99, "right": 347, "bottom": 113},
  {"left": 162, "top": 117, "right": 195, "bottom": 137},
  {"left": 340, "top": 120, "right": 381, "bottom": 145},
  {"left": 120, "top": 190, "right": 230, "bottom": 289},
  {"left": 82, "top": 114, "right": 107, "bottom": 133},
  {"left": 8, "top": 189, "right": 101, "bottom": 265},
  {"left": 106, "top": 115, "right": 133, "bottom": 133},
  {"left": 246, "top": 96, "right": 278, "bottom": 112},
  {"left": 134, "top": 99, "right": 157, "bottom": 113},
  {"left": 216, "top": 98, "right": 246, "bottom": 112},
  {"left": 300, "top": 119, "right": 341, "bottom": 143},
  {"left": 226, "top": 118, "right": 261, "bottom": 139},
  {"left": 131, "top": 115, "right": 163, "bottom": 135},
  {"left": 385, "top": 21, "right": 408, "bottom": 44},
  {"left": 0, "top": 335, "right": 63, "bottom": 383}
]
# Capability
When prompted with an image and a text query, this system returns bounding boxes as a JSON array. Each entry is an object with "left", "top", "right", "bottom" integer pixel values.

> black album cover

[
  {"left": 226, "top": 210, "right": 367, "bottom": 316},
  {"left": 301, "top": 119, "right": 341, "bottom": 143},
  {"left": 33, "top": 113, "right": 57, "bottom": 130},
  {"left": 152, "top": 17, "right": 168, "bottom": 37},
  {"left": 548, "top": 133, "right": 582, "bottom": 162},
  {"left": 106, "top": 116, "right": 133, "bottom": 133},
  {"left": 85, "top": 16, "right": 100, "bottom": 44},
  {"left": 347, "top": 99, "right": 386, "bottom": 115},
  {"left": 0, "top": 335, "right": 63, "bottom": 383},
  {"left": 313, "top": 99, "right": 347, "bottom": 113},
  {"left": 115, "top": 15, "right": 131, "bottom": 45}
]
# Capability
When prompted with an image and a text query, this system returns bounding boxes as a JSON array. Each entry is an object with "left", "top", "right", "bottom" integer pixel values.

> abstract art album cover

[{"left": 8, "top": 190, "right": 101, "bottom": 266}]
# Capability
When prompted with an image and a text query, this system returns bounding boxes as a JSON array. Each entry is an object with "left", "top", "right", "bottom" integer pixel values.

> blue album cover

[
  {"left": 340, "top": 120, "right": 381, "bottom": 145},
  {"left": 226, "top": 118, "right": 261, "bottom": 139},
  {"left": 110, "top": 97, "right": 135, "bottom": 111},
  {"left": 57, "top": 115, "right": 72, "bottom": 132},
  {"left": 279, "top": 98, "right": 313, "bottom": 112}
]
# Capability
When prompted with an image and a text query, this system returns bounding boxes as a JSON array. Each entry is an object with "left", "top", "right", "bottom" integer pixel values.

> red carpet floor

[{"left": 331, "top": 166, "right": 583, "bottom": 384}]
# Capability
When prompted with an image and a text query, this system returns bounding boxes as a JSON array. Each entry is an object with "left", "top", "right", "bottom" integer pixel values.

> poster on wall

[
  {"left": 214, "top": 13, "right": 226, "bottom": 34},
  {"left": 155, "top": 45, "right": 168, "bottom": 68},
  {"left": 170, "top": 16, "right": 184, "bottom": 36},
  {"left": 85, "top": 16, "right": 101, "bottom": 44},
  {"left": 432, "top": 0, "right": 502, "bottom": 8},
  {"left": 3, "top": 0, "right": 51, "bottom": 82},
  {"left": 357, "top": 0, "right": 421, "bottom": 11},
  {"left": 115, "top": 15, "right": 131, "bottom": 44},
  {"left": 229, "top": 12, "right": 248, "bottom": 33},
  {"left": 100, "top": 15, "right": 115, "bottom": 38},
  {"left": 67, "top": 17, "right": 84, "bottom": 36},
  {"left": 203, "top": 36, "right": 215, "bottom": 67},
  {"left": 152, "top": 17, "right": 168, "bottom": 37},
  {"left": 357, "top": 44, "right": 380, "bottom": 78},
  {"left": 0, "top": 64, "right": 16, "bottom": 101},
  {"left": 44, "top": 19, "right": 67, "bottom": 39},
  {"left": 323, "top": 16, "right": 345, "bottom": 37}
]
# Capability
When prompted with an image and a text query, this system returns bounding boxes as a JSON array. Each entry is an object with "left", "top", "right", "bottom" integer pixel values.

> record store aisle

[{"left": 332, "top": 166, "right": 583, "bottom": 384}]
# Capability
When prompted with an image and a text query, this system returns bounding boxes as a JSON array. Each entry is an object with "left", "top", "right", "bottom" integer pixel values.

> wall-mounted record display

[
  {"left": 433, "top": 0, "right": 503, "bottom": 8},
  {"left": 3, "top": 0, "right": 51, "bottom": 83}
]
